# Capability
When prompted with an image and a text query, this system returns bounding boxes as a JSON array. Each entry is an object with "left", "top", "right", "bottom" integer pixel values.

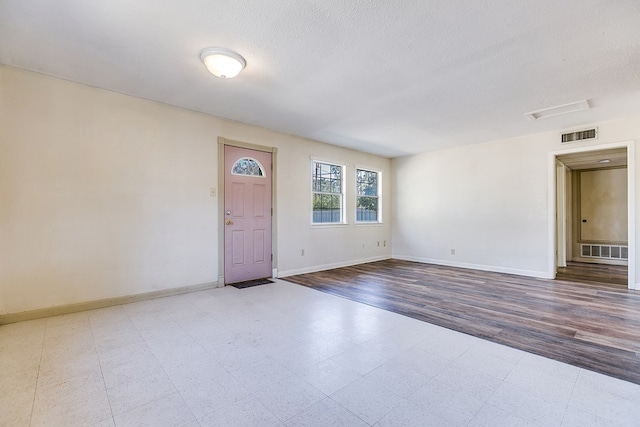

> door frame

[
  {"left": 547, "top": 140, "right": 636, "bottom": 289},
  {"left": 555, "top": 160, "right": 567, "bottom": 268},
  {"left": 218, "top": 137, "right": 278, "bottom": 285}
]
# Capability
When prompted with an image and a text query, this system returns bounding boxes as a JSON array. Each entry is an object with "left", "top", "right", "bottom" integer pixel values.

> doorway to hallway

[{"left": 551, "top": 142, "right": 634, "bottom": 289}]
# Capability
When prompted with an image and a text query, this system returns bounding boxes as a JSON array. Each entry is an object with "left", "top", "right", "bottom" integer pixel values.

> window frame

[
  {"left": 311, "top": 159, "right": 347, "bottom": 225},
  {"left": 355, "top": 167, "right": 382, "bottom": 224}
]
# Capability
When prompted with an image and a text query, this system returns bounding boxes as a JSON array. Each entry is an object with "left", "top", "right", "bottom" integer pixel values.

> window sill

[
  {"left": 355, "top": 222, "right": 383, "bottom": 227},
  {"left": 311, "top": 223, "right": 349, "bottom": 229}
]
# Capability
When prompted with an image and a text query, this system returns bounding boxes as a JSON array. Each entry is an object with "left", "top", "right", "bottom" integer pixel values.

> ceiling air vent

[{"left": 561, "top": 128, "right": 597, "bottom": 143}]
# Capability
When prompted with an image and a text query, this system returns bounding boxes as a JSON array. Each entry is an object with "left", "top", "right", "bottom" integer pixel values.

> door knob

[{"left": 225, "top": 220, "right": 233, "bottom": 225}]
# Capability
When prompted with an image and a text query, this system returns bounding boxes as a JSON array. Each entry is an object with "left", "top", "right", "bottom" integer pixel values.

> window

[
  {"left": 312, "top": 161, "right": 344, "bottom": 223},
  {"left": 231, "top": 157, "right": 265, "bottom": 177},
  {"left": 356, "top": 169, "right": 380, "bottom": 222}
]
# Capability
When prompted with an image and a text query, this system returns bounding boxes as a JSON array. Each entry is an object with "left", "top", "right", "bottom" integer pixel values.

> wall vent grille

[
  {"left": 561, "top": 128, "right": 597, "bottom": 143},
  {"left": 580, "top": 244, "right": 627, "bottom": 260}
]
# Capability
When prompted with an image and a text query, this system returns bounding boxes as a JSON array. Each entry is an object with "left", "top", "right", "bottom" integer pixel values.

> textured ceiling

[{"left": 2, "top": 0, "right": 640, "bottom": 157}]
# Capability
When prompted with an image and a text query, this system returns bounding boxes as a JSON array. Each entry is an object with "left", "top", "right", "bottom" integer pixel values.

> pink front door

[{"left": 224, "top": 145, "right": 273, "bottom": 284}]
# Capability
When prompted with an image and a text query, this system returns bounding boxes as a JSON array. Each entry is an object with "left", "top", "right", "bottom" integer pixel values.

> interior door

[{"left": 224, "top": 145, "right": 272, "bottom": 284}]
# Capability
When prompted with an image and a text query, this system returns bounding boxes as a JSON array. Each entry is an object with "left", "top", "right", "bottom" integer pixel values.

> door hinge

[
  {"left": 271, "top": 254, "right": 273, "bottom": 261},
  {"left": 271, "top": 207, "right": 273, "bottom": 216}
]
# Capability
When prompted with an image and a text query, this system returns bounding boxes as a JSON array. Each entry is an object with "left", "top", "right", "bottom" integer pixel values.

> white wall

[
  {"left": 392, "top": 115, "right": 640, "bottom": 283},
  {"left": 0, "top": 65, "right": 391, "bottom": 316}
]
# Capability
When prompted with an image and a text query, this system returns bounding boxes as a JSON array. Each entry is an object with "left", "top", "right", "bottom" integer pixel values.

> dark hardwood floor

[
  {"left": 557, "top": 261, "right": 628, "bottom": 286},
  {"left": 283, "top": 259, "right": 640, "bottom": 385}
]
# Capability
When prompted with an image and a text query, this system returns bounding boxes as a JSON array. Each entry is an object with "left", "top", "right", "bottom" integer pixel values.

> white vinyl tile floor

[{"left": 2, "top": 279, "right": 640, "bottom": 426}]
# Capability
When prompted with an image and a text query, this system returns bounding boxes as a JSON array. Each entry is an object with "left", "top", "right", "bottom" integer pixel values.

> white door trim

[
  {"left": 547, "top": 140, "right": 636, "bottom": 289},
  {"left": 555, "top": 160, "right": 567, "bottom": 268}
]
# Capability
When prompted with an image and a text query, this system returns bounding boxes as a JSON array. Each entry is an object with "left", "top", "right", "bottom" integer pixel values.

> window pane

[
  {"left": 321, "top": 177, "right": 332, "bottom": 193},
  {"left": 312, "top": 161, "right": 344, "bottom": 223},
  {"left": 313, "top": 162, "right": 342, "bottom": 194},
  {"left": 232, "top": 158, "right": 265, "bottom": 176},
  {"left": 356, "top": 169, "right": 379, "bottom": 222},
  {"left": 356, "top": 196, "right": 378, "bottom": 222},
  {"left": 331, "top": 165, "right": 341, "bottom": 180},
  {"left": 313, "top": 193, "right": 342, "bottom": 223},
  {"left": 356, "top": 169, "right": 377, "bottom": 196}
]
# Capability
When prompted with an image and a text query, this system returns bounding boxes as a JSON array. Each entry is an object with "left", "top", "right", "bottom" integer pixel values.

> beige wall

[
  {"left": 577, "top": 168, "right": 628, "bottom": 243},
  {"left": 4, "top": 62, "right": 639, "bottom": 316},
  {"left": 0, "top": 65, "right": 391, "bottom": 316}
]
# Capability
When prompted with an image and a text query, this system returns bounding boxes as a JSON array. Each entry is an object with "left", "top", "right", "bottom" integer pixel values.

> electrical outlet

[
  {"left": 209, "top": 187, "right": 216, "bottom": 197},
  {"left": 384, "top": 240, "right": 387, "bottom": 246},
  {"left": 377, "top": 241, "right": 380, "bottom": 247},
  {"left": 451, "top": 249, "right": 456, "bottom": 255},
  {"left": 301, "top": 249, "right": 305, "bottom": 256}
]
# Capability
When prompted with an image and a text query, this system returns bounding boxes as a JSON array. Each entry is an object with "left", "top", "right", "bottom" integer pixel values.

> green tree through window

[
  {"left": 356, "top": 169, "right": 379, "bottom": 222},
  {"left": 312, "top": 161, "right": 344, "bottom": 223}
]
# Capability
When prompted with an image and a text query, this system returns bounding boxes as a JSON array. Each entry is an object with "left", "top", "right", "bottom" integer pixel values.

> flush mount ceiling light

[
  {"left": 200, "top": 47, "right": 246, "bottom": 79},
  {"left": 524, "top": 100, "right": 590, "bottom": 121}
]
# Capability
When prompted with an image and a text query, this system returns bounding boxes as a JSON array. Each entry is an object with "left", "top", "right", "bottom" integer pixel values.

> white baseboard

[
  {"left": 0, "top": 280, "right": 220, "bottom": 325},
  {"left": 392, "top": 254, "right": 550, "bottom": 279},
  {"left": 278, "top": 255, "right": 391, "bottom": 278}
]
